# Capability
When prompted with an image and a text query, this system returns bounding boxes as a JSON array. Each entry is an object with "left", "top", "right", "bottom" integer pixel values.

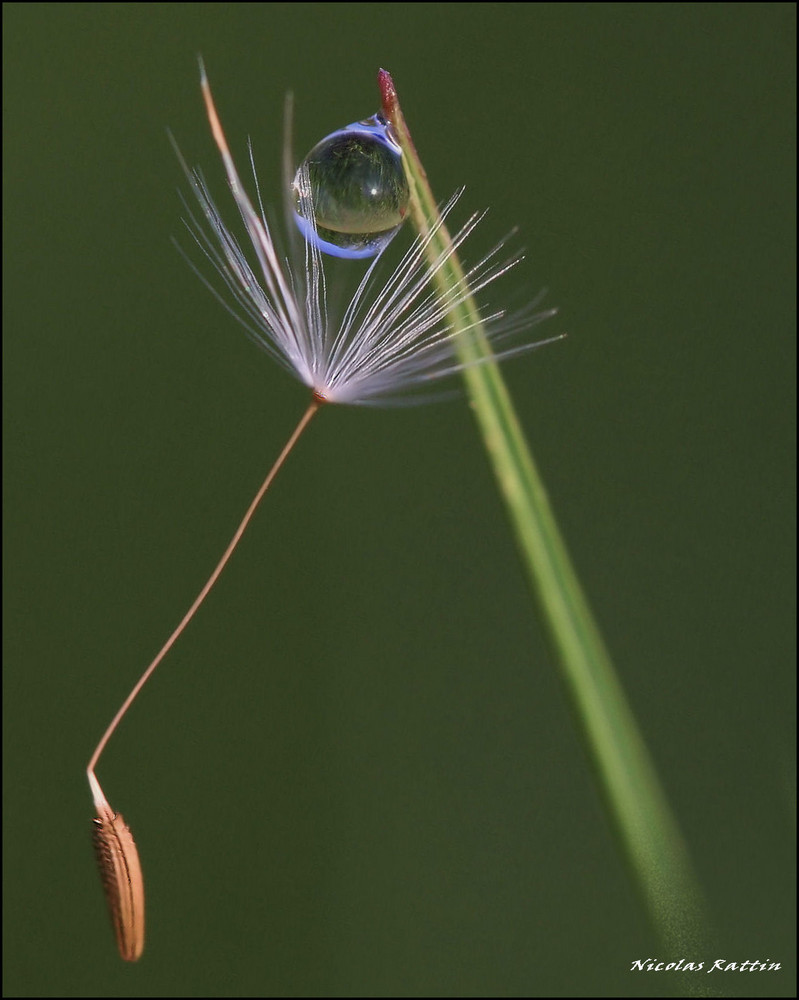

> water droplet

[{"left": 293, "top": 114, "right": 409, "bottom": 259}]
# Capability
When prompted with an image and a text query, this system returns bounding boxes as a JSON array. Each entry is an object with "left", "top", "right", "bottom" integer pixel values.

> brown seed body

[{"left": 92, "top": 812, "right": 145, "bottom": 961}]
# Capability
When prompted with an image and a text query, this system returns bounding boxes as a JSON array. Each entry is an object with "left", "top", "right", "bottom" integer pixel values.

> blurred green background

[{"left": 3, "top": 3, "right": 795, "bottom": 997}]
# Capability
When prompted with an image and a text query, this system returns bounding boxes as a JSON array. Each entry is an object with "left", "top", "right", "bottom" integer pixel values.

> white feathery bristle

[{"left": 176, "top": 72, "right": 555, "bottom": 407}]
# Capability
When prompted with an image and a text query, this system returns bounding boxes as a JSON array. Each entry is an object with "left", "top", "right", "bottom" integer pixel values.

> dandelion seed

[
  {"left": 91, "top": 791, "right": 144, "bottom": 962},
  {"left": 87, "top": 62, "right": 556, "bottom": 959}
]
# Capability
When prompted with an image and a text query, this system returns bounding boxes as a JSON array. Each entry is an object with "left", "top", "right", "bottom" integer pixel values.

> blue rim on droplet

[{"left": 293, "top": 113, "right": 409, "bottom": 259}]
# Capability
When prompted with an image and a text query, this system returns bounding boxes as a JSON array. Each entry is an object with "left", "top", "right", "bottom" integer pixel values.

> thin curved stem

[{"left": 88, "top": 399, "right": 320, "bottom": 816}]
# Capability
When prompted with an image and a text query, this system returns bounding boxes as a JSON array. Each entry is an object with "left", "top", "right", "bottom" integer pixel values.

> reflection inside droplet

[{"left": 293, "top": 113, "right": 409, "bottom": 259}]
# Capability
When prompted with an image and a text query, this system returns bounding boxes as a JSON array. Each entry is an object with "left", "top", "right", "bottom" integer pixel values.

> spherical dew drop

[{"left": 293, "top": 113, "right": 409, "bottom": 259}]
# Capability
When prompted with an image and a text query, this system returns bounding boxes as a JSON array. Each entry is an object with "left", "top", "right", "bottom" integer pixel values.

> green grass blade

[{"left": 380, "top": 70, "right": 710, "bottom": 962}]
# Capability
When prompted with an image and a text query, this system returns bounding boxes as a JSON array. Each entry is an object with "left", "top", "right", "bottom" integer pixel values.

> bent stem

[
  {"left": 380, "top": 71, "right": 709, "bottom": 961},
  {"left": 87, "top": 400, "right": 319, "bottom": 915}
]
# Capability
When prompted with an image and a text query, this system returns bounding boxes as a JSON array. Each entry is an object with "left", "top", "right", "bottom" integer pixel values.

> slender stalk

[
  {"left": 87, "top": 399, "right": 319, "bottom": 813},
  {"left": 380, "top": 71, "right": 709, "bottom": 960}
]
